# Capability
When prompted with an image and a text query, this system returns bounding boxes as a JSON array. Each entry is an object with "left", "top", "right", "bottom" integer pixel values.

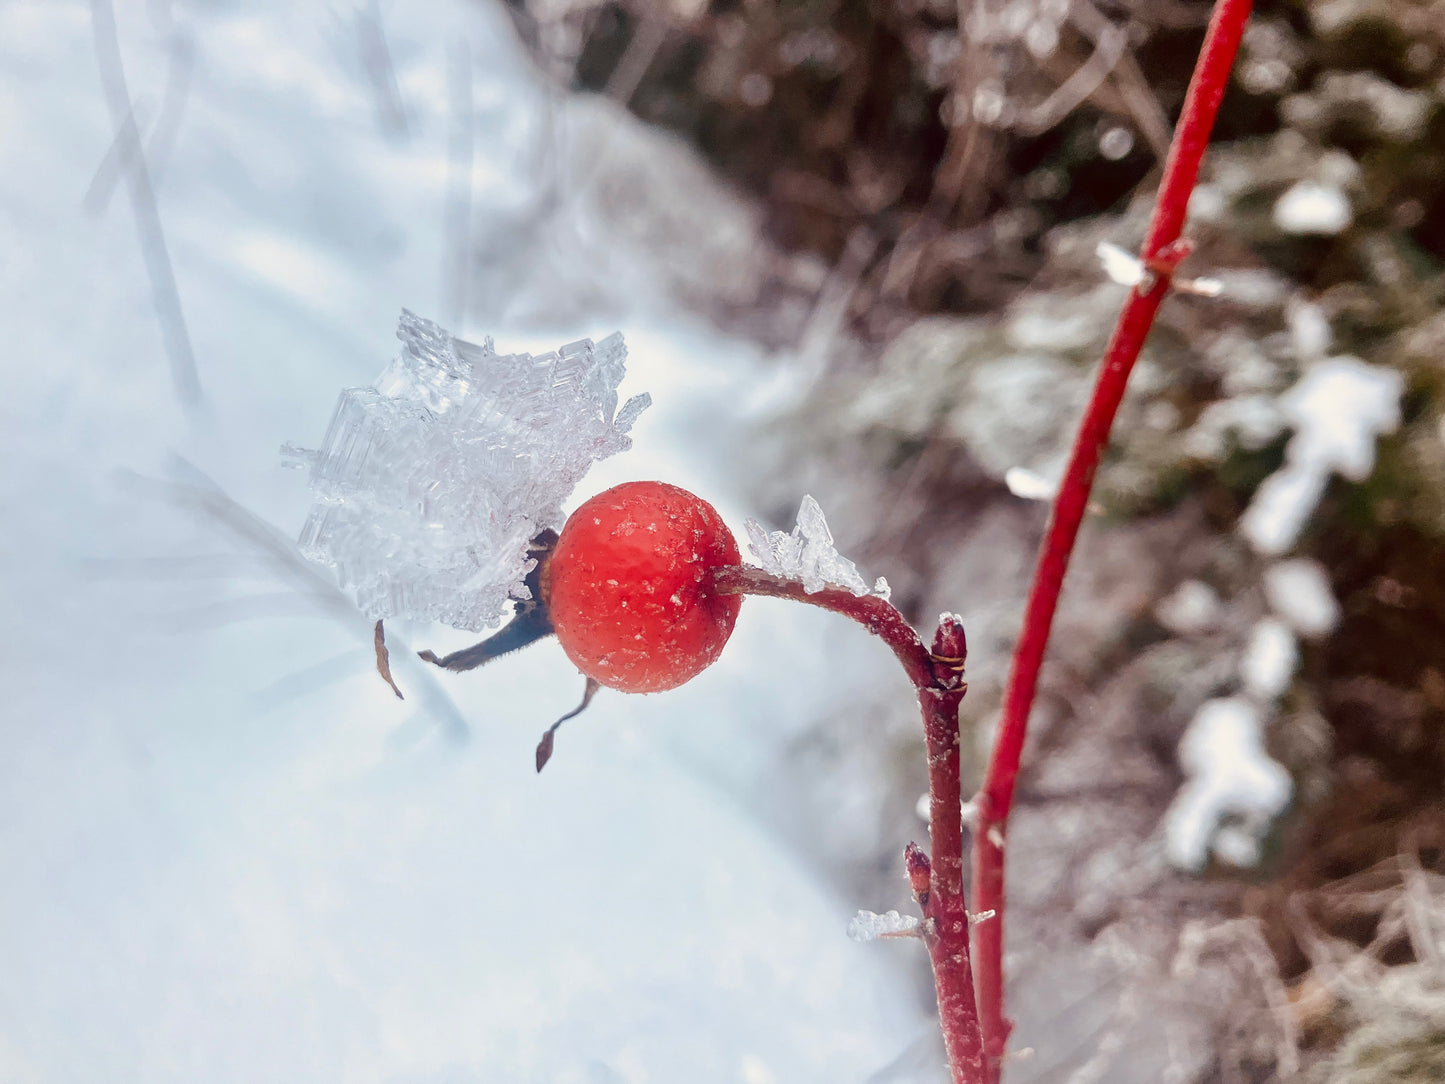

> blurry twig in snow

[
  {"left": 792, "top": 225, "right": 877, "bottom": 384},
  {"left": 375, "top": 620, "right": 404, "bottom": 699},
  {"left": 247, "top": 649, "right": 371, "bottom": 714},
  {"left": 83, "top": 29, "right": 194, "bottom": 215},
  {"left": 354, "top": 0, "right": 409, "bottom": 138},
  {"left": 119, "top": 459, "right": 469, "bottom": 741},
  {"left": 89, "top": 0, "right": 201, "bottom": 409},
  {"left": 442, "top": 37, "right": 474, "bottom": 332},
  {"left": 604, "top": 9, "right": 667, "bottom": 107}
]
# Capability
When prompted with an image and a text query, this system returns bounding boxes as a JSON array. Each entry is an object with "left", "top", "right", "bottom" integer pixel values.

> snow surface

[
  {"left": 287, "top": 312, "right": 649, "bottom": 631},
  {"left": 0, "top": 4, "right": 931, "bottom": 1081},
  {"left": 1240, "top": 356, "right": 1403, "bottom": 554}
]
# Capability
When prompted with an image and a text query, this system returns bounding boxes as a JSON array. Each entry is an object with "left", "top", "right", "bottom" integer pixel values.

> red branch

[
  {"left": 713, "top": 567, "right": 985, "bottom": 1082},
  {"left": 969, "top": 0, "right": 1255, "bottom": 1070}
]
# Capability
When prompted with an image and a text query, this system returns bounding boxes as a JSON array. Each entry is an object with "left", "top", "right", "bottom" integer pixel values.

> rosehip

[{"left": 544, "top": 481, "right": 742, "bottom": 693}]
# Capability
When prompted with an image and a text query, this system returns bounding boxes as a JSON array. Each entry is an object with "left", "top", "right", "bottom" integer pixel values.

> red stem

[
  {"left": 714, "top": 567, "right": 985, "bottom": 1082},
  {"left": 969, "top": 0, "right": 1254, "bottom": 1069}
]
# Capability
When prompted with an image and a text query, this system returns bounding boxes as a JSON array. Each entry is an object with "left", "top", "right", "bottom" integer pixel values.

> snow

[
  {"left": 847, "top": 910, "right": 921, "bottom": 942},
  {"left": 745, "top": 495, "right": 889, "bottom": 598},
  {"left": 1263, "top": 559, "right": 1340, "bottom": 637},
  {"left": 1096, "top": 241, "right": 1146, "bottom": 287},
  {"left": 286, "top": 311, "right": 648, "bottom": 631},
  {"left": 1165, "top": 698, "right": 1293, "bottom": 871},
  {"left": 1240, "top": 618, "right": 1299, "bottom": 701},
  {"left": 0, "top": 4, "right": 929, "bottom": 1080},
  {"left": 1272, "top": 180, "right": 1352, "bottom": 235},
  {"left": 1004, "top": 465, "right": 1060, "bottom": 501},
  {"left": 1240, "top": 356, "right": 1403, "bottom": 554},
  {"left": 1155, "top": 580, "right": 1223, "bottom": 636}
]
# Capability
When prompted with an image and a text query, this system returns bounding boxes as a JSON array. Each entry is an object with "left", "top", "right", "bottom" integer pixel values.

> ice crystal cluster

[
  {"left": 745, "top": 495, "right": 889, "bottom": 598},
  {"left": 847, "top": 909, "right": 920, "bottom": 943},
  {"left": 286, "top": 311, "right": 650, "bottom": 631}
]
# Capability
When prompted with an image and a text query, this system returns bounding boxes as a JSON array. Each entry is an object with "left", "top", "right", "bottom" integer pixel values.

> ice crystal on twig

[
  {"left": 745, "top": 495, "right": 888, "bottom": 598},
  {"left": 286, "top": 310, "right": 649, "bottom": 631},
  {"left": 847, "top": 909, "right": 920, "bottom": 942}
]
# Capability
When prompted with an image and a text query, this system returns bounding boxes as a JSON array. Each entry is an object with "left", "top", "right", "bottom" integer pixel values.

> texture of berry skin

[{"left": 545, "top": 481, "right": 742, "bottom": 693}]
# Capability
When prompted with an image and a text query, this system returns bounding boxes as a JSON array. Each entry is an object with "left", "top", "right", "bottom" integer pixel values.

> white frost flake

[
  {"left": 1263, "top": 559, "right": 1340, "bottom": 638},
  {"left": 1004, "top": 465, "right": 1059, "bottom": 502},
  {"left": 1272, "top": 181, "right": 1352, "bottom": 236},
  {"left": 1165, "top": 697, "right": 1293, "bottom": 871},
  {"left": 745, "top": 495, "right": 888, "bottom": 598},
  {"left": 1155, "top": 580, "right": 1223, "bottom": 636},
  {"left": 847, "top": 910, "right": 920, "bottom": 943},
  {"left": 1239, "top": 356, "right": 1403, "bottom": 555},
  {"left": 286, "top": 310, "right": 650, "bottom": 631},
  {"left": 1096, "top": 241, "right": 1145, "bottom": 287},
  {"left": 1240, "top": 618, "right": 1298, "bottom": 701}
]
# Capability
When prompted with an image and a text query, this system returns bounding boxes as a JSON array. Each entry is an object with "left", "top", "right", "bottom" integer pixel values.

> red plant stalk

[
  {"left": 713, "top": 567, "right": 985, "bottom": 1083},
  {"left": 969, "top": 0, "right": 1255, "bottom": 1070}
]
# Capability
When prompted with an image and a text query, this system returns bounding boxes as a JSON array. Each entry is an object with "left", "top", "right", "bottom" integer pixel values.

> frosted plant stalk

[
  {"left": 286, "top": 310, "right": 650, "bottom": 631},
  {"left": 745, "top": 495, "right": 889, "bottom": 598}
]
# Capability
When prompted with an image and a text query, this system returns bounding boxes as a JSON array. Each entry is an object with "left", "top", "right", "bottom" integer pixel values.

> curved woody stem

[
  {"left": 713, "top": 566, "right": 986, "bottom": 1083},
  {"left": 969, "top": 0, "right": 1255, "bottom": 1071}
]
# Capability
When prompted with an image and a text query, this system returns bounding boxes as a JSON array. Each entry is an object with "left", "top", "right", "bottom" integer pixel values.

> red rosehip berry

[{"left": 544, "top": 481, "right": 742, "bottom": 693}]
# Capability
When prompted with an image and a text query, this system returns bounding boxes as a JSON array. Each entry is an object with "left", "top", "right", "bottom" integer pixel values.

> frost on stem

[
  {"left": 745, "top": 495, "right": 890, "bottom": 598},
  {"left": 285, "top": 310, "right": 650, "bottom": 631},
  {"left": 847, "top": 909, "right": 921, "bottom": 942}
]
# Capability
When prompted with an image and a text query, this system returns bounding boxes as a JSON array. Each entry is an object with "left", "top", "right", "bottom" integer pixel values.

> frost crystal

[
  {"left": 745, "top": 495, "right": 887, "bottom": 598},
  {"left": 286, "top": 311, "right": 650, "bottom": 631},
  {"left": 847, "top": 910, "right": 920, "bottom": 942}
]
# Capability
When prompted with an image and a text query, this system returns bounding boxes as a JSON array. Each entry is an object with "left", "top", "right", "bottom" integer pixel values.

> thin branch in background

[
  {"left": 604, "top": 8, "right": 667, "bottom": 107},
  {"left": 1013, "top": 24, "right": 1128, "bottom": 138},
  {"left": 1068, "top": 0, "right": 1172, "bottom": 162},
  {"left": 84, "top": 29, "right": 194, "bottom": 215},
  {"left": 89, "top": 0, "right": 202, "bottom": 410},
  {"left": 119, "top": 459, "right": 471, "bottom": 742},
  {"left": 970, "top": 0, "right": 1256, "bottom": 1072},
  {"left": 442, "top": 36, "right": 474, "bottom": 333},
  {"left": 355, "top": 0, "right": 409, "bottom": 138}
]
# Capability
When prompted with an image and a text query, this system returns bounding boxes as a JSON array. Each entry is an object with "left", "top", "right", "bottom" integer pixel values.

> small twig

[
  {"left": 442, "top": 36, "right": 474, "bottom": 333},
  {"left": 89, "top": 0, "right": 202, "bottom": 409},
  {"left": 970, "top": 0, "right": 1254, "bottom": 1070},
  {"left": 715, "top": 566, "right": 984, "bottom": 1082}
]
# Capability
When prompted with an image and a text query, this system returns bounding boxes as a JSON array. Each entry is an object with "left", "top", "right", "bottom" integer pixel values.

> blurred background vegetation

[{"left": 497, "top": 0, "right": 1445, "bottom": 1078}]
